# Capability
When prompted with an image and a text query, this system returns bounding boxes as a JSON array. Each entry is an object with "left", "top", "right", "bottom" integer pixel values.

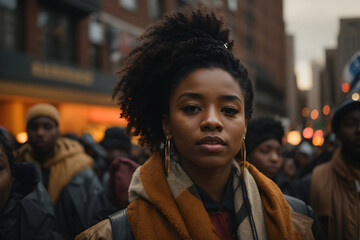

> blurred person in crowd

[
  {"left": 100, "top": 126, "right": 139, "bottom": 210},
  {"left": 308, "top": 98, "right": 360, "bottom": 240},
  {"left": 293, "top": 140, "right": 313, "bottom": 177},
  {"left": 81, "top": 133, "right": 108, "bottom": 179},
  {"left": 297, "top": 133, "right": 336, "bottom": 179},
  {"left": 0, "top": 132, "right": 62, "bottom": 239},
  {"left": 77, "top": 8, "right": 321, "bottom": 240},
  {"left": 245, "top": 116, "right": 284, "bottom": 180},
  {"left": 282, "top": 157, "right": 297, "bottom": 179},
  {"left": 245, "top": 117, "right": 300, "bottom": 197},
  {"left": 15, "top": 103, "right": 108, "bottom": 239}
]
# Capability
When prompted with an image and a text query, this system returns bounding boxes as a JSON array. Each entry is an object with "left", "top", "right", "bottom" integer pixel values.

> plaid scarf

[{"left": 127, "top": 152, "right": 300, "bottom": 239}]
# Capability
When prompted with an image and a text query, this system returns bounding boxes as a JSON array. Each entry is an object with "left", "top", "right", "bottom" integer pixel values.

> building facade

[{"left": 0, "top": 0, "right": 287, "bottom": 141}]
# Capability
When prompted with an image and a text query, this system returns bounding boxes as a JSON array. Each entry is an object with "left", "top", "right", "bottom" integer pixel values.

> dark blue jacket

[{"left": 0, "top": 162, "right": 62, "bottom": 240}]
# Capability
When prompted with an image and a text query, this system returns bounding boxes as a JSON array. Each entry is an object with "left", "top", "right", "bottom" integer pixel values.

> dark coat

[
  {"left": 54, "top": 168, "right": 112, "bottom": 240},
  {"left": 0, "top": 162, "right": 62, "bottom": 240}
]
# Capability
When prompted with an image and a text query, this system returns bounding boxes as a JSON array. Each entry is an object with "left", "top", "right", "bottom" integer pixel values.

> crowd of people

[{"left": 1, "top": 7, "right": 360, "bottom": 240}]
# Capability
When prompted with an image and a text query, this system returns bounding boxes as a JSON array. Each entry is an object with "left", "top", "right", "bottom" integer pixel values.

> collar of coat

[
  {"left": 16, "top": 137, "right": 93, "bottom": 204},
  {"left": 127, "top": 152, "right": 302, "bottom": 239}
]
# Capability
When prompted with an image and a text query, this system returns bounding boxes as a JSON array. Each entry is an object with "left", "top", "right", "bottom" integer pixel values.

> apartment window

[
  {"left": 227, "top": 0, "right": 237, "bottom": 12},
  {"left": 38, "top": 6, "right": 76, "bottom": 62},
  {"left": 119, "top": 0, "right": 137, "bottom": 12},
  {"left": 0, "top": 0, "right": 23, "bottom": 50},
  {"left": 89, "top": 20, "right": 104, "bottom": 69},
  {"left": 149, "top": 0, "right": 164, "bottom": 22}
]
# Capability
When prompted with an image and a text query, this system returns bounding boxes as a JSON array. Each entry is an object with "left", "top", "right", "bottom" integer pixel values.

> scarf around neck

[
  {"left": 16, "top": 137, "right": 93, "bottom": 204},
  {"left": 127, "top": 152, "right": 300, "bottom": 239}
]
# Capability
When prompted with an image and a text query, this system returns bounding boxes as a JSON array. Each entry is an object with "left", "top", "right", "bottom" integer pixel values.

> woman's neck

[{"left": 181, "top": 162, "right": 233, "bottom": 203}]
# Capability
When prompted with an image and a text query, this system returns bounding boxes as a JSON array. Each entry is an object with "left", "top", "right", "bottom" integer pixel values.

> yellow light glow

[
  {"left": 287, "top": 131, "right": 302, "bottom": 145},
  {"left": 352, "top": 92, "right": 360, "bottom": 101},
  {"left": 16, "top": 132, "right": 28, "bottom": 144},
  {"left": 312, "top": 136, "right": 324, "bottom": 146}
]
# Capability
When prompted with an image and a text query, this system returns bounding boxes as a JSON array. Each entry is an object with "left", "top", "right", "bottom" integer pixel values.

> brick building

[{"left": 0, "top": 0, "right": 287, "bottom": 141}]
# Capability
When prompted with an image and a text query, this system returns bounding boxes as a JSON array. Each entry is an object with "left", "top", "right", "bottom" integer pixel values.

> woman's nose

[{"left": 200, "top": 107, "right": 223, "bottom": 131}]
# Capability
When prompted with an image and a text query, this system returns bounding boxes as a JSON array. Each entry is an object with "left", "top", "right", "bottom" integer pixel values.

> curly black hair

[
  {"left": 245, "top": 116, "right": 284, "bottom": 155},
  {"left": 113, "top": 8, "right": 254, "bottom": 150}
]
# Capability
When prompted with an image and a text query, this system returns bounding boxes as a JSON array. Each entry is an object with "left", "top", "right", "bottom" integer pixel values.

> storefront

[{"left": 0, "top": 48, "right": 126, "bottom": 142}]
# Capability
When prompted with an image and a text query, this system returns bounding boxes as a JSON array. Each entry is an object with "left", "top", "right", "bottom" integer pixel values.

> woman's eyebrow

[
  {"left": 220, "top": 95, "right": 242, "bottom": 103},
  {"left": 177, "top": 92, "right": 203, "bottom": 101}
]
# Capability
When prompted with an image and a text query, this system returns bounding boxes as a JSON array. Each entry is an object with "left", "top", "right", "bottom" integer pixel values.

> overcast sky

[{"left": 283, "top": 0, "right": 360, "bottom": 90}]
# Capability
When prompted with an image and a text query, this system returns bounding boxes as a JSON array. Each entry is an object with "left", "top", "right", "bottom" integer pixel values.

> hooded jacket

[
  {"left": 310, "top": 146, "right": 359, "bottom": 240},
  {"left": 76, "top": 153, "right": 316, "bottom": 240},
  {"left": 0, "top": 162, "right": 62, "bottom": 240},
  {"left": 16, "top": 137, "right": 109, "bottom": 239}
]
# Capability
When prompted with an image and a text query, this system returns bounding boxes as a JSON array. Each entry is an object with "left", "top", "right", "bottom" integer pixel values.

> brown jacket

[
  {"left": 310, "top": 147, "right": 359, "bottom": 240},
  {"left": 77, "top": 153, "right": 313, "bottom": 240}
]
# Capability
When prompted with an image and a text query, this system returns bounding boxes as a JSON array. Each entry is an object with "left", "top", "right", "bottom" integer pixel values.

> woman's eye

[
  {"left": 222, "top": 107, "right": 239, "bottom": 115},
  {"left": 182, "top": 105, "right": 201, "bottom": 114}
]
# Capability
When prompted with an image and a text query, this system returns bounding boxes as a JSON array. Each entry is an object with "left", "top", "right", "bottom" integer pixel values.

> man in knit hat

[
  {"left": 309, "top": 98, "right": 360, "bottom": 240},
  {"left": 16, "top": 103, "right": 108, "bottom": 240}
]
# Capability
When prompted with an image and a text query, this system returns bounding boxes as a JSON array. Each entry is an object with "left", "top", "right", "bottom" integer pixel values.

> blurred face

[
  {"left": 283, "top": 158, "right": 297, "bottom": 178},
  {"left": 337, "top": 109, "right": 360, "bottom": 157},
  {"left": 27, "top": 117, "right": 59, "bottom": 158},
  {"left": 162, "top": 68, "right": 246, "bottom": 174},
  {"left": 248, "top": 139, "right": 282, "bottom": 179},
  {"left": 0, "top": 146, "right": 12, "bottom": 213}
]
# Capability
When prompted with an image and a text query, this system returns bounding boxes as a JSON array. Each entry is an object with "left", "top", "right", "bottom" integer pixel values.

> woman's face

[
  {"left": 0, "top": 146, "right": 12, "bottom": 213},
  {"left": 248, "top": 139, "right": 282, "bottom": 179},
  {"left": 162, "top": 68, "right": 246, "bottom": 174}
]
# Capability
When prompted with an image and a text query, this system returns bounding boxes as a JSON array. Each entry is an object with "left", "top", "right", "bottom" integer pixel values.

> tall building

[{"left": 0, "top": 0, "right": 287, "bottom": 141}]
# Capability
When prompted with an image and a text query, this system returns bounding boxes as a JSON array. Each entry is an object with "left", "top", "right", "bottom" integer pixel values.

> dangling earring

[
  {"left": 240, "top": 136, "right": 246, "bottom": 178},
  {"left": 165, "top": 136, "right": 171, "bottom": 176}
]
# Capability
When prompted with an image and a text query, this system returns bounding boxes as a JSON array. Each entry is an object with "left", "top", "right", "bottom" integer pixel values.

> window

[
  {"left": 227, "top": 0, "right": 237, "bottom": 12},
  {"left": 149, "top": 0, "right": 164, "bottom": 22},
  {"left": 38, "top": 6, "right": 76, "bottom": 62},
  {"left": 89, "top": 20, "right": 104, "bottom": 69},
  {"left": 0, "top": 0, "right": 23, "bottom": 50},
  {"left": 119, "top": 0, "right": 137, "bottom": 12}
]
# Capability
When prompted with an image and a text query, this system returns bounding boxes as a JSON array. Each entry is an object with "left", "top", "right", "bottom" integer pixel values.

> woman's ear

[{"left": 162, "top": 114, "right": 172, "bottom": 138}]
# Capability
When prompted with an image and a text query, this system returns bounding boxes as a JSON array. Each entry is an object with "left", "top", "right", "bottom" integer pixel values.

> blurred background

[{"left": 0, "top": 0, "right": 359, "bottom": 147}]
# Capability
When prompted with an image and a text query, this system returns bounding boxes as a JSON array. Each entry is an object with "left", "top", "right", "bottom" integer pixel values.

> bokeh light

[
  {"left": 16, "top": 132, "right": 28, "bottom": 144},
  {"left": 302, "top": 127, "right": 314, "bottom": 139},
  {"left": 352, "top": 92, "right": 360, "bottom": 101},
  {"left": 287, "top": 131, "right": 302, "bottom": 145},
  {"left": 310, "top": 109, "right": 319, "bottom": 120},
  {"left": 312, "top": 136, "right": 324, "bottom": 146},
  {"left": 302, "top": 107, "right": 310, "bottom": 117},
  {"left": 322, "top": 105, "right": 330, "bottom": 116},
  {"left": 342, "top": 83, "right": 350, "bottom": 93}
]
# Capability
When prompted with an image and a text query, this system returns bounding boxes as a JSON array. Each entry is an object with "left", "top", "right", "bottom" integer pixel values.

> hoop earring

[
  {"left": 240, "top": 137, "right": 246, "bottom": 178},
  {"left": 165, "top": 136, "right": 171, "bottom": 176}
]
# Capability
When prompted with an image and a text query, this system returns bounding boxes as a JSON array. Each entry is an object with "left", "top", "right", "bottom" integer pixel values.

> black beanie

[{"left": 245, "top": 116, "right": 284, "bottom": 155}]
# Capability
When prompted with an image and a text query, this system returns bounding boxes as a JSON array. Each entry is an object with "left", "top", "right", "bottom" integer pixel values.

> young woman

[{"left": 76, "top": 8, "right": 316, "bottom": 240}]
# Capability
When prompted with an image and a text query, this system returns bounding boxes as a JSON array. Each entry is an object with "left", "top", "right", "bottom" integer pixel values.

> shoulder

[
  {"left": 75, "top": 218, "right": 112, "bottom": 240},
  {"left": 285, "top": 195, "right": 324, "bottom": 239},
  {"left": 75, "top": 209, "right": 133, "bottom": 240},
  {"left": 284, "top": 195, "right": 313, "bottom": 217}
]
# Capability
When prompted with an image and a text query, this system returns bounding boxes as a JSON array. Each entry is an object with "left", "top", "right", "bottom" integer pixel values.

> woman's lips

[{"left": 196, "top": 136, "right": 226, "bottom": 152}]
